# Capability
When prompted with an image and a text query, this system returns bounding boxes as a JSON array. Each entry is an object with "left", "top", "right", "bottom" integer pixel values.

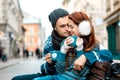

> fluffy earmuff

[{"left": 78, "top": 21, "right": 91, "bottom": 36}]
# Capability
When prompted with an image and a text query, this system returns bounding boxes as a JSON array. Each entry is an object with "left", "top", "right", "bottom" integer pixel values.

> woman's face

[{"left": 68, "top": 19, "right": 80, "bottom": 36}]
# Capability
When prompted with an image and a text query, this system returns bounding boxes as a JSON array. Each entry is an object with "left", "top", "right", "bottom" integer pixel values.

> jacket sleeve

[
  {"left": 41, "top": 62, "right": 56, "bottom": 75},
  {"left": 76, "top": 50, "right": 98, "bottom": 65},
  {"left": 84, "top": 51, "right": 98, "bottom": 65},
  {"left": 77, "top": 49, "right": 113, "bottom": 65},
  {"left": 99, "top": 50, "right": 113, "bottom": 62},
  {"left": 99, "top": 44, "right": 113, "bottom": 61},
  {"left": 43, "top": 36, "right": 54, "bottom": 55},
  {"left": 55, "top": 52, "right": 66, "bottom": 74}
]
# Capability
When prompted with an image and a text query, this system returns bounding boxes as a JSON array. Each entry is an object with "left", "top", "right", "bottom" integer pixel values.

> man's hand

[
  {"left": 74, "top": 55, "right": 87, "bottom": 70},
  {"left": 45, "top": 53, "right": 52, "bottom": 64}
]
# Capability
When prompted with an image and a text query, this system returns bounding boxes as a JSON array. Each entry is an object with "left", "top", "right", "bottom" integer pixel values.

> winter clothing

[
  {"left": 78, "top": 21, "right": 91, "bottom": 36},
  {"left": 68, "top": 36, "right": 77, "bottom": 47},
  {"left": 49, "top": 8, "right": 69, "bottom": 28},
  {"left": 43, "top": 36, "right": 54, "bottom": 55},
  {"left": 34, "top": 46, "right": 113, "bottom": 80},
  {"left": 51, "top": 30, "right": 66, "bottom": 50},
  {"left": 43, "top": 30, "right": 66, "bottom": 55},
  {"left": 12, "top": 73, "right": 42, "bottom": 80},
  {"left": 35, "top": 37, "right": 113, "bottom": 80},
  {"left": 35, "top": 11, "right": 113, "bottom": 80}
]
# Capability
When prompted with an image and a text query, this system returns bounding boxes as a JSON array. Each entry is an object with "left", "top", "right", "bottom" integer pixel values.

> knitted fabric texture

[{"left": 51, "top": 30, "right": 66, "bottom": 50}]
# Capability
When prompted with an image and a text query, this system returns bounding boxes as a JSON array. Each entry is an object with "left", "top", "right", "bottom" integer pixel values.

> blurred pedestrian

[
  {"left": 0, "top": 47, "right": 7, "bottom": 62},
  {"left": 17, "top": 48, "right": 20, "bottom": 58},
  {"left": 35, "top": 48, "right": 42, "bottom": 59},
  {"left": 23, "top": 49, "right": 29, "bottom": 58}
]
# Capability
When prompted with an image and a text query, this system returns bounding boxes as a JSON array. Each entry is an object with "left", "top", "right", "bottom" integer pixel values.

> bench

[{"left": 87, "top": 61, "right": 120, "bottom": 80}]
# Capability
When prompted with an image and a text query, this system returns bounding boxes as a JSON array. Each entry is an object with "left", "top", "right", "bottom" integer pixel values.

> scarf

[{"left": 51, "top": 30, "right": 66, "bottom": 50}]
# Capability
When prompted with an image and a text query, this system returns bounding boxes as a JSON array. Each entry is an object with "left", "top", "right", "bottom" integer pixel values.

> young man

[
  {"left": 43, "top": 8, "right": 70, "bottom": 62},
  {"left": 12, "top": 8, "right": 70, "bottom": 80}
]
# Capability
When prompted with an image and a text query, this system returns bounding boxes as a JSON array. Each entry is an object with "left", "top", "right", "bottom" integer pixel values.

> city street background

[
  {"left": 0, "top": 57, "right": 45, "bottom": 80},
  {"left": 0, "top": 0, "right": 120, "bottom": 80},
  {"left": 19, "top": 0, "right": 63, "bottom": 39}
]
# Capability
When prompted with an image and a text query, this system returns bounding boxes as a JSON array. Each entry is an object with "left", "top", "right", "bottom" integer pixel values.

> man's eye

[
  {"left": 60, "top": 24, "right": 66, "bottom": 27},
  {"left": 60, "top": 25, "right": 65, "bottom": 27},
  {"left": 71, "top": 27, "right": 74, "bottom": 29}
]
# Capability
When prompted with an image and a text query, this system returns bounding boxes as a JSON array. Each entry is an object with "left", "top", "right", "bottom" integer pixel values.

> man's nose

[
  {"left": 68, "top": 27, "right": 71, "bottom": 31},
  {"left": 67, "top": 26, "right": 71, "bottom": 31}
]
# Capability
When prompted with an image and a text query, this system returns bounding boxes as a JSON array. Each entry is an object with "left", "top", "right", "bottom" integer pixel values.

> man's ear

[{"left": 78, "top": 21, "right": 91, "bottom": 36}]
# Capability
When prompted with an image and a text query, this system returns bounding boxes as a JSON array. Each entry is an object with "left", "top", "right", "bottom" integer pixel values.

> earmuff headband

[{"left": 78, "top": 21, "right": 91, "bottom": 36}]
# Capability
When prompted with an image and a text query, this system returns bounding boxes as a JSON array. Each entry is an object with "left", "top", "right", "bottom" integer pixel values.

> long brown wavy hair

[{"left": 68, "top": 12, "right": 96, "bottom": 52}]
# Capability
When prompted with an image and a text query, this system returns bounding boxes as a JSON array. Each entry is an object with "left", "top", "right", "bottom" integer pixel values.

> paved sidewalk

[
  {"left": 0, "top": 57, "right": 119, "bottom": 71},
  {"left": 0, "top": 57, "right": 43, "bottom": 71},
  {"left": 0, "top": 58, "right": 20, "bottom": 70}
]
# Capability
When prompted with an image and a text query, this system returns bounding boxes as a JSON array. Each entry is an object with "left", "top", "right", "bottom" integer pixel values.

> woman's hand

[
  {"left": 60, "top": 37, "right": 73, "bottom": 54},
  {"left": 76, "top": 37, "right": 83, "bottom": 51},
  {"left": 73, "top": 55, "right": 87, "bottom": 70},
  {"left": 66, "top": 36, "right": 83, "bottom": 51}
]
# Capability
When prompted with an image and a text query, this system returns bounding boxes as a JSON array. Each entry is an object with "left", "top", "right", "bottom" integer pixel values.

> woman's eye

[
  {"left": 69, "top": 25, "right": 73, "bottom": 28},
  {"left": 70, "top": 26, "right": 73, "bottom": 28}
]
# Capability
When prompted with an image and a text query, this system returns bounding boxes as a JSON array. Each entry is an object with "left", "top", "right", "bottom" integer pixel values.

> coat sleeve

[
  {"left": 43, "top": 36, "right": 54, "bottom": 55},
  {"left": 41, "top": 62, "right": 56, "bottom": 75},
  {"left": 55, "top": 52, "right": 66, "bottom": 74},
  {"left": 78, "top": 49, "right": 113, "bottom": 65},
  {"left": 76, "top": 51, "right": 98, "bottom": 65},
  {"left": 84, "top": 52, "right": 97, "bottom": 65},
  {"left": 99, "top": 50, "right": 113, "bottom": 62}
]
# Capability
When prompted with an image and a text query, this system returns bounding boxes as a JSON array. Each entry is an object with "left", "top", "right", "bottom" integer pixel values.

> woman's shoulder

[
  {"left": 99, "top": 44, "right": 107, "bottom": 50},
  {"left": 94, "top": 43, "right": 107, "bottom": 51}
]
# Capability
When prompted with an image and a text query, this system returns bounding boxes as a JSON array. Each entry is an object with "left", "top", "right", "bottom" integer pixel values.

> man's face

[{"left": 55, "top": 16, "right": 71, "bottom": 38}]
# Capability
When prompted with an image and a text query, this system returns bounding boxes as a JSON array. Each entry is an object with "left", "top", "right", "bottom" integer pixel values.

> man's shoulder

[
  {"left": 45, "top": 36, "right": 52, "bottom": 43},
  {"left": 44, "top": 36, "right": 53, "bottom": 48}
]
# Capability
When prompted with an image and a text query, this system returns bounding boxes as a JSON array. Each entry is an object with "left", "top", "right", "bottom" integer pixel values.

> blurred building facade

[
  {"left": 62, "top": 0, "right": 120, "bottom": 60},
  {"left": 104, "top": 0, "right": 120, "bottom": 59},
  {"left": 62, "top": 0, "right": 107, "bottom": 46},
  {"left": 22, "top": 12, "right": 45, "bottom": 56},
  {"left": 0, "top": 0, "right": 23, "bottom": 58}
]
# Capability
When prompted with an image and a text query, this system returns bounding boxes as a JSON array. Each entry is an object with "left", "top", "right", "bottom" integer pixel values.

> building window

[
  {"left": 29, "top": 27, "right": 34, "bottom": 35},
  {"left": 115, "top": 24, "right": 120, "bottom": 53}
]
